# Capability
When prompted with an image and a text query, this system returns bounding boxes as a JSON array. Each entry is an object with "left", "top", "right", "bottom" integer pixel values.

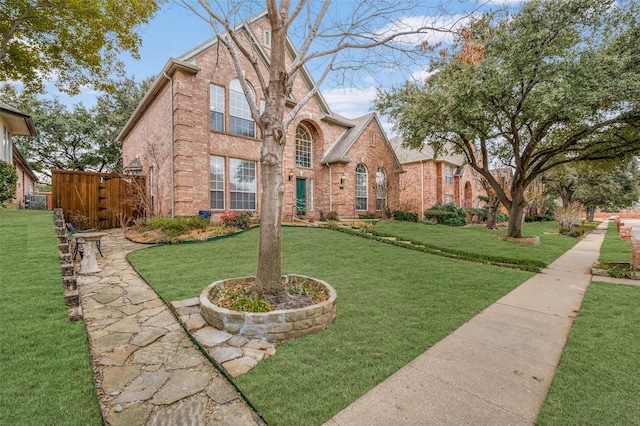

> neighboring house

[
  {"left": 119, "top": 12, "right": 402, "bottom": 221},
  {"left": 0, "top": 102, "right": 37, "bottom": 208},
  {"left": 390, "top": 136, "right": 486, "bottom": 219}
]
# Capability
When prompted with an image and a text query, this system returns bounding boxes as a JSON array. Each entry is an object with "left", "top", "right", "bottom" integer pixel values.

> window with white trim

[
  {"left": 210, "top": 84, "right": 224, "bottom": 132},
  {"left": 229, "top": 79, "right": 255, "bottom": 138},
  {"left": 2, "top": 127, "right": 11, "bottom": 164},
  {"left": 264, "top": 30, "right": 271, "bottom": 47},
  {"left": 295, "top": 124, "right": 312, "bottom": 168},
  {"left": 230, "top": 158, "right": 256, "bottom": 210},
  {"left": 445, "top": 165, "right": 453, "bottom": 185},
  {"left": 376, "top": 168, "right": 386, "bottom": 211},
  {"left": 445, "top": 194, "right": 454, "bottom": 204},
  {"left": 355, "top": 164, "right": 368, "bottom": 211},
  {"left": 210, "top": 156, "right": 225, "bottom": 210}
]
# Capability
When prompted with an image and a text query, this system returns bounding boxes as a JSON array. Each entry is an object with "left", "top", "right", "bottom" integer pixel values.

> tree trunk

[
  {"left": 486, "top": 197, "right": 500, "bottom": 230},
  {"left": 506, "top": 191, "right": 527, "bottom": 238},
  {"left": 585, "top": 207, "right": 595, "bottom": 222},
  {"left": 253, "top": 132, "right": 288, "bottom": 303}
]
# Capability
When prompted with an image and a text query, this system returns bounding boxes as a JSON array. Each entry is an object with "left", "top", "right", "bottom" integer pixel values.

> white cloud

[{"left": 321, "top": 86, "right": 396, "bottom": 135}]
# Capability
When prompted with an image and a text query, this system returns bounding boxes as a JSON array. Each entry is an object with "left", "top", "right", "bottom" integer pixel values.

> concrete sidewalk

[{"left": 326, "top": 221, "right": 608, "bottom": 426}]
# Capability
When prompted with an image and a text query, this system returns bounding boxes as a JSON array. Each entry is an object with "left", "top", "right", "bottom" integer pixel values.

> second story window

[
  {"left": 295, "top": 124, "right": 312, "bottom": 168},
  {"left": 210, "top": 84, "right": 225, "bottom": 132},
  {"left": 229, "top": 79, "right": 255, "bottom": 138},
  {"left": 445, "top": 165, "right": 453, "bottom": 185}
]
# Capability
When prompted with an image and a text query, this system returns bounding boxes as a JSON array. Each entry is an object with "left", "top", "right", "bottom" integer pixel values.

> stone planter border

[{"left": 200, "top": 274, "right": 337, "bottom": 342}]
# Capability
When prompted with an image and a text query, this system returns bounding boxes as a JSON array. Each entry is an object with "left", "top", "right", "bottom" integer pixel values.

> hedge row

[{"left": 325, "top": 223, "right": 545, "bottom": 272}]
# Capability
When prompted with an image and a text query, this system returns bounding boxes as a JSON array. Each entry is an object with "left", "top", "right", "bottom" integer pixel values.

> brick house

[
  {"left": 0, "top": 102, "right": 38, "bottom": 208},
  {"left": 119, "top": 13, "right": 402, "bottom": 221},
  {"left": 390, "top": 136, "right": 486, "bottom": 219}
]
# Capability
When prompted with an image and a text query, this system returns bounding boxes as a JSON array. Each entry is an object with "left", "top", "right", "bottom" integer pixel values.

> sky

[{"left": 53, "top": 0, "right": 522, "bottom": 131}]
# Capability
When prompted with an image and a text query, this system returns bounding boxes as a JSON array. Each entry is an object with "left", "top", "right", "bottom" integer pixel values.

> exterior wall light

[{"left": 288, "top": 169, "right": 294, "bottom": 181}]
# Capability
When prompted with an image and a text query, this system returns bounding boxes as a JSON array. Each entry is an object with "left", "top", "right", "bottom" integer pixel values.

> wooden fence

[{"left": 51, "top": 169, "right": 145, "bottom": 229}]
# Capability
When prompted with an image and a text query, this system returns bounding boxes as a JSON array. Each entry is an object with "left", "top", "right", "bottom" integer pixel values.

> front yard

[
  {"left": 129, "top": 224, "right": 566, "bottom": 424},
  {"left": 3, "top": 211, "right": 635, "bottom": 425}
]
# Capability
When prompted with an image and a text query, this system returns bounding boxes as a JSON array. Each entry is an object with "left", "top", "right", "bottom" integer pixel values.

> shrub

[
  {"left": 445, "top": 217, "right": 467, "bottom": 226},
  {"left": 358, "top": 212, "right": 377, "bottom": 219},
  {"left": 392, "top": 210, "right": 419, "bottom": 222},
  {"left": 556, "top": 201, "right": 582, "bottom": 230},
  {"left": 145, "top": 217, "right": 189, "bottom": 237},
  {"left": 525, "top": 214, "right": 554, "bottom": 222},
  {"left": 326, "top": 211, "right": 339, "bottom": 221},
  {"left": 424, "top": 210, "right": 455, "bottom": 224},
  {"left": 220, "top": 211, "right": 253, "bottom": 229},
  {"left": 0, "top": 160, "right": 17, "bottom": 206},
  {"left": 496, "top": 213, "right": 509, "bottom": 223}
]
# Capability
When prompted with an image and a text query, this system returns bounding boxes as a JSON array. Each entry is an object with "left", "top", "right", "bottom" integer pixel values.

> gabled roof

[
  {"left": 176, "top": 10, "right": 349, "bottom": 125},
  {"left": 0, "top": 101, "right": 37, "bottom": 136},
  {"left": 390, "top": 136, "right": 467, "bottom": 166},
  {"left": 321, "top": 113, "right": 403, "bottom": 172}
]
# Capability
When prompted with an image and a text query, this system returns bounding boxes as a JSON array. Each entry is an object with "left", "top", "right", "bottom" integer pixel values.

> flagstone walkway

[{"left": 76, "top": 229, "right": 265, "bottom": 426}]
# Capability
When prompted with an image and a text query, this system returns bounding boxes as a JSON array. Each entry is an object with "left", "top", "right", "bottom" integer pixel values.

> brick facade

[
  {"left": 391, "top": 137, "right": 486, "bottom": 219},
  {"left": 120, "top": 13, "right": 402, "bottom": 220}
]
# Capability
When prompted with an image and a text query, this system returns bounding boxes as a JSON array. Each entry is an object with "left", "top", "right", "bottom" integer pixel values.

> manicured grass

[
  {"left": 373, "top": 221, "right": 579, "bottom": 267},
  {"left": 598, "top": 221, "right": 632, "bottom": 263},
  {"left": 0, "top": 210, "right": 101, "bottom": 425},
  {"left": 129, "top": 226, "right": 534, "bottom": 425},
  {"left": 537, "top": 282, "right": 640, "bottom": 425}
]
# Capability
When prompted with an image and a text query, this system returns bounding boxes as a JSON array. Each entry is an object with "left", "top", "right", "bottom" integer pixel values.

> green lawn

[
  {"left": 129, "top": 226, "right": 534, "bottom": 425},
  {"left": 0, "top": 210, "right": 101, "bottom": 425},
  {"left": 373, "top": 221, "right": 580, "bottom": 267},
  {"left": 598, "top": 221, "right": 632, "bottom": 263},
  {"left": 537, "top": 281, "right": 640, "bottom": 425}
]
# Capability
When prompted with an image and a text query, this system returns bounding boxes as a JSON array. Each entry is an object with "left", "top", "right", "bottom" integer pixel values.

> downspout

[
  {"left": 328, "top": 164, "right": 333, "bottom": 213},
  {"left": 163, "top": 72, "right": 175, "bottom": 218},
  {"left": 421, "top": 160, "right": 425, "bottom": 221}
]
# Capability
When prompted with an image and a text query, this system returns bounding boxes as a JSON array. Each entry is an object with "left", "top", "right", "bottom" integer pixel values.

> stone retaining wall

[{"left": 200, "top": 275, "right": 337, "bottom": 343}]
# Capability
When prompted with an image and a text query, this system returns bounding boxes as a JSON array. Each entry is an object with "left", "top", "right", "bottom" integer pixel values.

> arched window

[
  {"left": 355, "top": 164, "right": 368, "bottom": 211},
  {"left": 229, "top": 79, "right": 255, "bottom": 138},
  {"left": 295, "top": 124, "right": 312, "bottom": 168},
  {"left": 376, "top": 168, "right": 387, "bottom": 211}
]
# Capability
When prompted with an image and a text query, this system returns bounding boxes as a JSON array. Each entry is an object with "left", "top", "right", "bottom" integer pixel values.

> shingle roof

[
  {"left": 320, "top": 113, "right": 375, "bottom": 164},
  {"left": 390, "top": 136, "right": 467, "bottom": 166}
]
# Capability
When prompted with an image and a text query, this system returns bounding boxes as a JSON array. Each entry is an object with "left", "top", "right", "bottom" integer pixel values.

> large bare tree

[{"left": 181, "top": 0, "right": 476, "bottom": 302}]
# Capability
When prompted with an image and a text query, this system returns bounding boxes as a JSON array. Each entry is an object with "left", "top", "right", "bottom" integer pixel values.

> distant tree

[
  {"left": 0, "top": 159, "right": 17, "bottom": 206},
  {"left": 93, "top": 77, "right": 155, "bottom": 172},
  {"left": 547, "top": 159, "right": 640, "bottom": 222},
  {"left": 0, "top": 1, "right": 163, "bottom": 94},
  {"left": 1, "top": 78, "right": 152, "bottom": 177},
  {"left": 375, "top": 0, "right": 640, "bottom": 239}
]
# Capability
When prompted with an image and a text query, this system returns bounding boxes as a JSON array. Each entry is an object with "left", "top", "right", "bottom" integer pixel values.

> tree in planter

[
  {"left": 375, "top": 0, "right": 640, "bottom": 239},
  {"left": 0, "top": 160, "right": 17, "bottom": 207},
  {"left": 180, "top": 0, "right": 478, "bottom": 302}
]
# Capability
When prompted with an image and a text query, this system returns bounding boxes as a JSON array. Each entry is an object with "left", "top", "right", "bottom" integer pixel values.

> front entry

[{"left": 296, "top": 178, "right": 306, "bottom": 216}]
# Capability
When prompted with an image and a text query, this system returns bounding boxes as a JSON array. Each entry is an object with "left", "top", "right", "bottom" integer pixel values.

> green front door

[{"left": 296, "top": 178, "right": 306, "bottom": 216}]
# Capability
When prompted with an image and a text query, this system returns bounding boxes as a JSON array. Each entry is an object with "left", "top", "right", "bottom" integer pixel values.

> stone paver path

[
  {"left": 76, "top": 229, "right": 264, "bottom": 425},
  {"left": 171, "top": 298, "right": 276, "bottom": 378}
]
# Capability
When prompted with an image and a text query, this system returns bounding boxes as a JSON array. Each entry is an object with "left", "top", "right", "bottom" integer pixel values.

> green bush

[
  {"left": 392, "top": 210, "right": 419, "bottom": 222},
  {"left": 358, "top": 212, "right": 378, "bottom": 219},
  {"left": 0, "top": 160, "right": 17, "bottom": 206},
  {"left": 143, "top": 215, "right": 210, "bottom": 237},
  {"left": 445, "top": 217, "right": 467, "bottom": 226},
  {"left": 497, "top": 213, "right": 509, "bottom": 222},
  {"left": 525, "top": 214, "right": 554, "bottom": 222},
  {"left": 220, "top": 211, "right": 253, "bottom": 229},
  {"left": 424, "top": 209, "right": 455, "bottom": 223}
]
